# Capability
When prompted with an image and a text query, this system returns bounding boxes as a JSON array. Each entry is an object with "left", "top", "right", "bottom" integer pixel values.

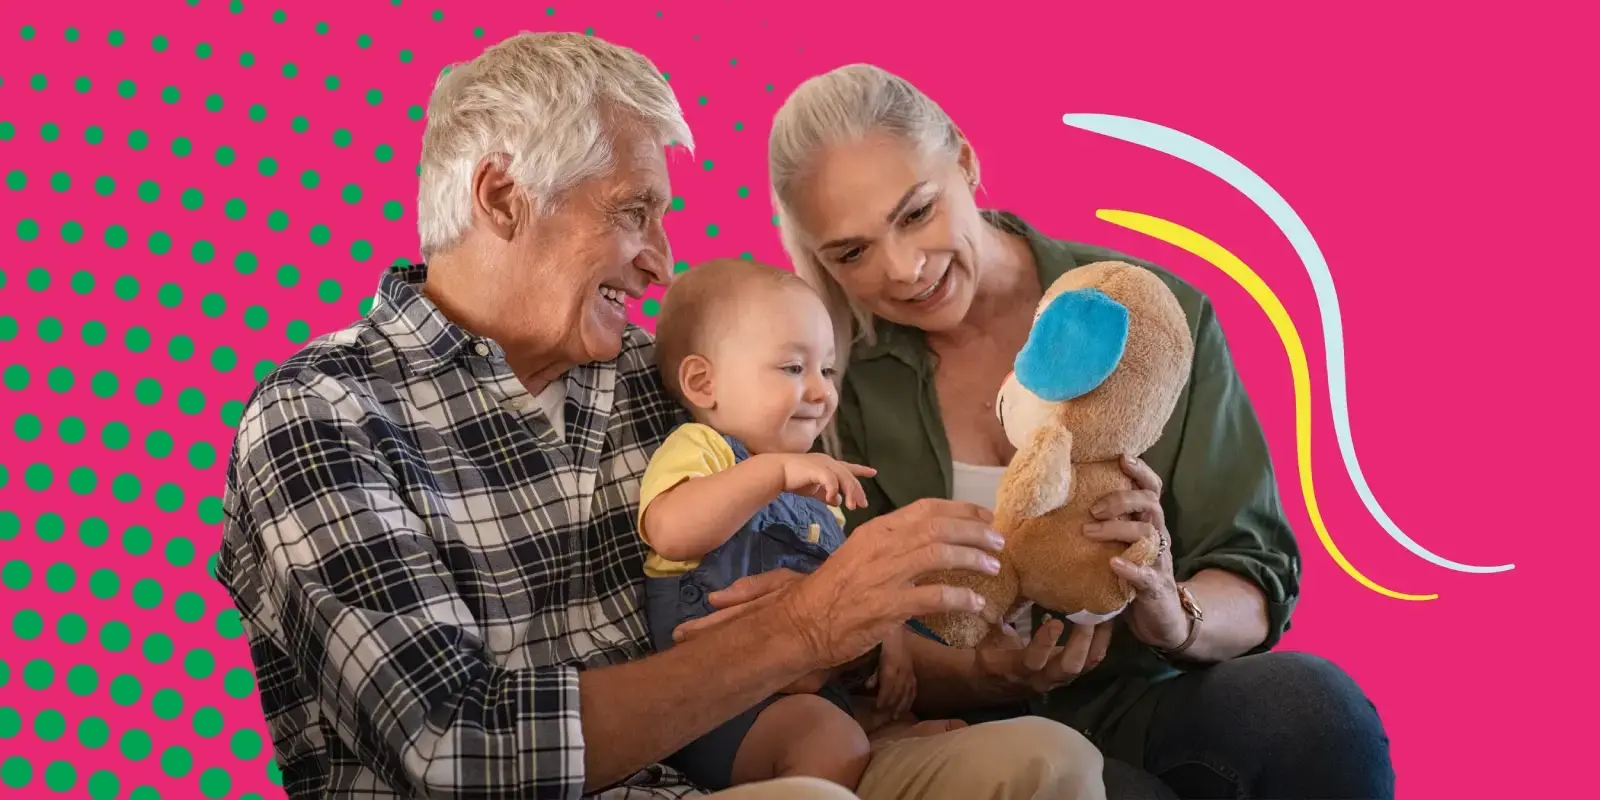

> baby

[{"left": 641, "top": 258, "right": 929, "bottom": 792}]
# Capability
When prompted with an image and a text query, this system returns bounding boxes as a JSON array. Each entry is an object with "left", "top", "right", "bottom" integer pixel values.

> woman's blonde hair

[{"left": 768, "top": 64, "right": 963, "bottom": 454}]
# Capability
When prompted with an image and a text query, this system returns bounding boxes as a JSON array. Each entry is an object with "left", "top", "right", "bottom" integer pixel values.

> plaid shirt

[{"left": 218, "top": 264, "right": 702, "bottom": 799}]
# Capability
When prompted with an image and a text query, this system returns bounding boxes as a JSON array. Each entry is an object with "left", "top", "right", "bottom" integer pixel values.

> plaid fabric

[{"left": 218, "top": 263, "right": 701, "bottom": 799}]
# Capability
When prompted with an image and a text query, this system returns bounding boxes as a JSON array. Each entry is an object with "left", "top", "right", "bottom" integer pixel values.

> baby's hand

[
  {"left": 775, "top": 453, "right": 876, "bottom": 510},
  {"left": 868, "top": 626, "right": 917, "bottom": 720}
]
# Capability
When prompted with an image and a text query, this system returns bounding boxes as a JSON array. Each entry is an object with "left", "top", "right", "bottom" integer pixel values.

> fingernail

[
  {"left": 988, "top": 530, "right": 1006, "bottom": 549},
  {"left": 1083, "top": 523, "right": 1101, "bottom": 533},
  {"left": 1110, "top": 557, "right": 1129, "bottom": 569},
  {"left": 1090, "top": 503, "right": 1107, "bottom": 516},
  {"left": 982, "top": 556, "right": 1001, "bottom": 574}
]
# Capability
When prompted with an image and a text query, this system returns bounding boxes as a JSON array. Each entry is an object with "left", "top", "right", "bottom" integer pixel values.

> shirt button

[{"left": 473, "top": 342, "right": 490, "bottom": 357}]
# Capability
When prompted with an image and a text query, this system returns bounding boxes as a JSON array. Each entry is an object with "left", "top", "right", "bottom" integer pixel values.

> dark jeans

[{"left": 982, "top": 652, "right": 1396, "bottom": 799}]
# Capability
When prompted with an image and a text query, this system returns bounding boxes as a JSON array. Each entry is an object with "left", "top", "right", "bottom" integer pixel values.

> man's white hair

[{"left": 417, "top": 32, "right": 693, "bottom": 258}]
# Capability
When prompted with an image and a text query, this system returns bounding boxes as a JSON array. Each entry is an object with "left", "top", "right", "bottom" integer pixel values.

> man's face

[{"left": 488, "top": 123, "right": 675, "bottom": 367}]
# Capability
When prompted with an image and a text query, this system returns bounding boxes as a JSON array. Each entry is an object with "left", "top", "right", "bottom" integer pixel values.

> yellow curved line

[{"left": 1097, "top": 209, "right": 1437, "bottom": 602}]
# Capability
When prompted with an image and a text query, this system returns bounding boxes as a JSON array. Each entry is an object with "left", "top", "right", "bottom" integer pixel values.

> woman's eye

[
  {"left": 836, "top": 246, "right": 865, "bottom": 265},
  {"left": 902, "top": 203, "right": 933, "bottom": 225}
]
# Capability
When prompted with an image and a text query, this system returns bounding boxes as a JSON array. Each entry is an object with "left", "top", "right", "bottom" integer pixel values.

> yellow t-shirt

[{"left": 638, "top": 422, "right": 846, "bottom": 578}]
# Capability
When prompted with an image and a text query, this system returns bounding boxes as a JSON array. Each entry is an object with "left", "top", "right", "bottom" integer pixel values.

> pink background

[{"left": 1, "top": 0, "right": 1594, "bottom": 797}]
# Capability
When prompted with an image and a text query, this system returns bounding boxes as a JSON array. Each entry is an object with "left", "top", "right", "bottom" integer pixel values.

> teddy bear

[{"left": 917, "top": 260, "right": 1196, "bottom": 648}]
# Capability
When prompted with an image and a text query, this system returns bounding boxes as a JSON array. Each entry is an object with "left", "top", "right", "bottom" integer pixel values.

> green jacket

[{"left": 833, "top": 210, "right": 1302, "bottom": 759}]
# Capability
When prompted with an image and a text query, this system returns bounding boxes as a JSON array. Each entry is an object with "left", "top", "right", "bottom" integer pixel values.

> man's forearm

[
  {"left": 578, "top": 604, "right": 815, "bottom": 791},
  {"left": 1177, "top": 568, "right": 1270, "bottom": 663}
]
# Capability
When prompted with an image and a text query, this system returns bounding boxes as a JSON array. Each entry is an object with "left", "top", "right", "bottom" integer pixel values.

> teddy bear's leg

[{"left": 916, "top": 558, "right": 1019, "bottom": 649}]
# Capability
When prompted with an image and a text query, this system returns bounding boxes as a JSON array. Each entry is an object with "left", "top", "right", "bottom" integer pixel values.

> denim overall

[{"left": 644, "top": 433, "right": 845, "bottom": 654}]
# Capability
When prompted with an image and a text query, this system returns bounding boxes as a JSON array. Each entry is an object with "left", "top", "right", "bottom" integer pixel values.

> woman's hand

[
  {"left": 973, "top": 614, "right": 1113, "bottom": 696},
  {"left": 867, "top": 626, "right": 917, "bottom": 719},
  {"left": 1083, "top": 455, "right": 1191, "bottom": 651}
]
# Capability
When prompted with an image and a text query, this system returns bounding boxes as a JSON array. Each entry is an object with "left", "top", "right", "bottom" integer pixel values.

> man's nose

[{"left": 636, "top": 218, "right": 674, "bottom": 286}]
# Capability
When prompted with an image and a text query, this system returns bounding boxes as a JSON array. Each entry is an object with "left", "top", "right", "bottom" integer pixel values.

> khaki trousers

[{"left": 703, "top": 717, "right": 1105, "bottom": 800}]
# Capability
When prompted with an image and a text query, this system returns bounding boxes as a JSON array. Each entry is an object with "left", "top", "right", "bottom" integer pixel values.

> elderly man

[{"left": 218, "top": 32, "right": 1105, "bottom": 800}]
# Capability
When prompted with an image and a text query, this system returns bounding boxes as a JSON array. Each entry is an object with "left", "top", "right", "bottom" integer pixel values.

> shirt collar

[
  {"left": 370, "top": 262, "right": 502, "bottom": 377},
  {"left": 850, "top": 210, "right": 1078, "bottom": 366}
]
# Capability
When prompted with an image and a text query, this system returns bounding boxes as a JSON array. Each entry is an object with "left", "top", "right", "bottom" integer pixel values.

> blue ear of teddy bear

[{"left": 1014, "top": 288, "right": 1130, "bottom": 402}]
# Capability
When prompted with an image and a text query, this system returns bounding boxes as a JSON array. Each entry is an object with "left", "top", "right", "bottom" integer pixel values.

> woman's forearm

[
  {"left": 903, "top": 633, "right": 1026, "bottom": 716},
  {"left": 1177, "top": 568, "right": 1270, "bottom": 663}
]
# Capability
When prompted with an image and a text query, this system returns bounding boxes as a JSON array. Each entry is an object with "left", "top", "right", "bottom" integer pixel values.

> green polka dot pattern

[{"left": 1, "top": 2, "right": 783, "bottom": 797}]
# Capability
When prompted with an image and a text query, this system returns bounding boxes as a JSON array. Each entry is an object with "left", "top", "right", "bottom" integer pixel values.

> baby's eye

[
  {"left": 821, "top": 367, "right": 838, "bottom": 379},
  {"left": 781, "top": 364, "right": 805, "bottom": 375}
]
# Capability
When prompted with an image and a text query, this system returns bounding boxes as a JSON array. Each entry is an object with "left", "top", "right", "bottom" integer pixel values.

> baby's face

[{"left": 703, "top": 285, "right": 839, "bottom": 455}]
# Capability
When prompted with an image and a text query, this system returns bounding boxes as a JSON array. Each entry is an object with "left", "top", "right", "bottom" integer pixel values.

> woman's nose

[{"left": 884, "top": 246, "right": 925, "bottom": 285}]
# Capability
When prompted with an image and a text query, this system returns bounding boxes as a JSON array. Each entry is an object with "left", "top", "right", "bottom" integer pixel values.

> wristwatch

[{"left": 1154, "top": 584, "right": 1204, "bottom": 660}]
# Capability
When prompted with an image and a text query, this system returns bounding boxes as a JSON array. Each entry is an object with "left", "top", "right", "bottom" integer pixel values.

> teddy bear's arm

[{"left": 995, "top": 424, "right": 1075, "bottom": 523}]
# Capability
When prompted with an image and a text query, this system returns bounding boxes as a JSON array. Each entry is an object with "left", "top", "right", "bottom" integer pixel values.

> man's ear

[
  {"left": 678, "top": 355, "right": 717, "bottom": 411},
  {"left": 471, "top": 155, "right": 521, "bottom": 244}
]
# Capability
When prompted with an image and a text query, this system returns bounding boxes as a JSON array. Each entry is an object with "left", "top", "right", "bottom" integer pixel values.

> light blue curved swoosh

[{"left": 1062, "top": 112, "right": 1513, "bottom": 574}]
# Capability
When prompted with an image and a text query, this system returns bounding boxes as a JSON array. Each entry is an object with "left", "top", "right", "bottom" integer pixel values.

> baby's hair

[{"left": 655, "top": 258, "right": 815, "bottom": 403}]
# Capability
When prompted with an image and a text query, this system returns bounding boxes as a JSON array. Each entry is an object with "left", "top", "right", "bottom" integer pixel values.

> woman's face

[{"left": 787, "top": 133, "right": 985, "bottom": 333}]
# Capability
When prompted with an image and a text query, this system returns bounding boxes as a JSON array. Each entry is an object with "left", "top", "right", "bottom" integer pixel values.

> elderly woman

[{"left": 765, "top": 64, "right": 1396, "bottom": 800}]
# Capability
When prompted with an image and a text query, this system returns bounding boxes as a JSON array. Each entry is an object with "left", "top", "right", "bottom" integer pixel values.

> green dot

[
  {"left": 101, "top": 421, "right": 130, "bottom": 449},
  {"left": 324, "top": 74, "right": 341, "bottom": 91},
  {"left": 5, "top": 170, "right": 26, "bottom": 191},
  {"left": 199, "top": 767, "right": 231, "bottom": 799},
  {"left": 169, "top": 335, "right": 196, "bottom": 362},
  {"left": 210, "top": 345, "right": 238, "bottom": 373},
  {"left": 0, "top": 317, "right": 13, "bottom": 341},
  {"left": 196, "top": 41, "right": 213, "bottom": 59},
  {"left": 257, "top": 156, "right": 278, "bottom": 176},
  {"left": 223, "top": 667, "right": 255, "bottom": 698},
  {"left": 161, "top": 746, "right": 192, "bottom": 778},
  {"left": 68, "top": 665, "right": 100, "bottom": 696},
  {"left": 183, "top": 648, "right": 215, "bottom": 679},
  {"left": 120, "top": 729, "right": 152, "bottom": 760},
  {"left": 87, "top": 770, "right": 119, "bottom": 800},
  {"left": 68, "top": 467, "right": 96, "bottom": 495},
  {"left": 134, "top": 377, "right": 161, "bottom": 405},
  {"left": 123, "top": 524, "right": 151, "bottom": 555},
  {"left": 110, "top": 674, "right": 144, "bottom": 706},
  {"left": 151, "top": 687, "right": 183, "bottom": 717},
  {"left": 188, "top": 707, "right": 224, "bottom": 740},
  {"left": 49, "top": 171, "right": 71, "bottom": 191},
  {"left": 94, "top": 174, "right": 116, "bottom": 195},
  {"left": 187, "top": 442, "right": 217, "bottom": 470},
  {"left": 298, "top": 170, "right": 321, "bottom": 191},
  {"left": 215, "top": 144, "right": 236, "bottom": 166},
  {"left": 20, "top": 25, "right": 37, "bottom": 40},
  {"left": 24, "top": 463, "right": 52, "bottom": 491},
  {"left": 282, "top": 61, "right": 298, "bottom": 78},
  {"left": 131, "top": 579, "right": 162, "bottom": 610},
  {"left": 16, "top": 219, "right": 39, "bottom": 241},
  {"left": 104, "top": 224, "right": 129, "bottom": 248},
  {"left": 155, "top": 483, "right": 185, "bottom": 512},
  {"left": 399, "top": 48, "right": 414, "bottom": 63},
  {"left": 366, "top": 88, "right": 383, "bottom": 106},
  {"left": 374, "top": 143, "right": 394, "bottom": 162},
  {"left": 234, "top": 250, "right": 258, "bottom": 274},
  {"left": 125, "top": 326, "right": 151, "bottom": 352},
  {"left": 160, "top": 85, "right": 181, "bottom": 104},
  {"left": 383, "top": 200, "right": 403, "bottom": 219},
  {"left": 229, "top": 727, "right": 263, "bottom": 759},
  {"left": 85, "top": 124, "right": 105, "bottom": 144},
  {"left": 191, "top": 240, "right": 216, "bottom": 263},
  {"left": 339, "top": 183, "right": 364, "bottom": 204},
  {"left": 221, "top": 401, "right": 245, "bottom": 427},
  {"left": 79, "top": 716, "right": 110, "bottom": 747},
  {"left": 174, "top": 592, "right": 206, "bottom": 624},
  {"left": 34, "top": 709, "right": 67, "bottom": 741},
  {"left": 15, "top": 414, "right": 42, "bottom": 440},
  {"left": 309, "top": 224, "right": 331, "bottom": 245},
  {"left": 112, "top": 472, "right": 142, "bottom": 502},
  {"left": 45, "top": 562, "right": 76, "bottom": 592},
  {"left": 36, "top": 513, "right": 65, "bottom": 542},
  {"left": 180, "top": 187, "right": 204, "bottom": 209},
  {"left": 60, "top": 220, "right": 85, "bottom": 243},
  {"left": 4, "top": 365, "right": 30, "bottom": 391},
  {"left": 80, "top": 517, "right": 110, "bottom": 548},
  {"left": 0, "top": 756, "right": 30, "bottom": 788},
  {"left": 243, "top": 306, "right": 269, "bottom": 330},
  {"left": 47, "top": 366, "right": 74, "bottom": 392},
  {"left": 204, "top": 93, "right": 224, "bottom": 112},
  {"left": 23, "top": 659, "right": 55, "bottom": 689},
  {"left": 136, "top": 180, "right": 160, "bottom": 202},
  {"left": 333, "top": 128, "right": 352, "bottom": 147},
  {"left": 267, "top": 210, "right": 289, "bottom": 231},
  {"left": 277, "top": 263, "right": 301, "bottom": 287},
  {"left": 642, "top": 298, "right": 661, "bottom": 316},
  {"left": 198, "top": 496, "right": 225, "bottom": 525},
  {"left": 57, "top": 612, "right": 88, "bottom": 643},
  {"left": 89, "top": 569, "right": 118, "bottom": 598},
  {"left": 99, "top": 621, "right": 131, "bottom": 652},
  {"left": 317, "top": 279, "right": 344, "bottom": 303},
  {"left": 40, "top": 122, "right": 60, "bottom": 141},
  {"left": 291, "top": 115, "right": 309, "bottom": 133},
  {"left": 13, "top": 609, "right": 44, "bottom": 639},
  {"left": 407, "top": 104, "right": 424, "bottom": 121},
  {"left": 357, "top": 33, "right": 373, "bottom": 48},
  {"left": 432, "top": 8, "right": 445, "bottom": 20},
  {"left": 30, "top": 74, "right": 48, "bottom": 91},
  {"left": 706, "top": 223, "right": 720, "bottom": 237},
  {"left": 144, "top": 637, "right": 173, "bottom": 668},
  {"left": 151, "top": 34, "right": 169, "bottom": 52},
  {"left": 0, "top": 122, "right": 11, "bottom": 140},
  {"left": 38, "top": 317, "right": 63, "bottom": 341},
  {"left": 255, "top": 360, "right": 277, "bottom": 381},
  {"left": 144, "top": 430, "right": 173, "bottom": 459},
  {"left": 224, "top": 197, "right": 247, "bottom": 219},
  {"left": 0, "top": 707, "right": 16, "bottom": 736},
  {"left": 2, "top": 561, "right": 28, "bottom": 589},
  {"left": 0, "top": 512, "right": 15, "bottom": 540},
  {"left": 245, "top": 103, "right": 267, "bottom": 124},
  {"left": 126, "top": 128, "right": 148, "bottom": 150},
  {"left": 239, "top": 50, "right": 255, "bottom": 67}
]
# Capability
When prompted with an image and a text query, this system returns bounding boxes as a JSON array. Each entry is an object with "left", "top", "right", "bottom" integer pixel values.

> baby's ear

[
  {"left": 678, "top": 354, "right": 717, "bottom": 410},
  {"left": 1015, "top": 288, "right": 1129, "bottom": 402}
]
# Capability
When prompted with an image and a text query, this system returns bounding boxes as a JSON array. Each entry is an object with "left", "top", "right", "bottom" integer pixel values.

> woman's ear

[
  {"left": 678, "top": 354, "right": 717, "bottom": 411},
  {"left": 471, "top": 154, "right": 521, "bottom": 244},
  {"left": 956, "top": 133, "right": 981, "bottom": 191}
]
